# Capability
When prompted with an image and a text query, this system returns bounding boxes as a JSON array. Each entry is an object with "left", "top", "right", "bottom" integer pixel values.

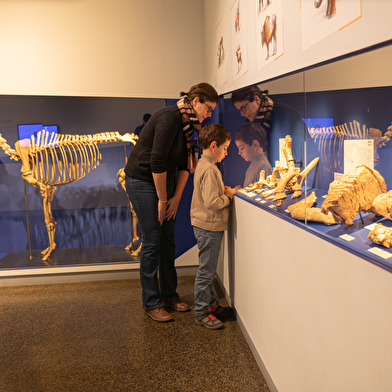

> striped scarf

[
  {"left": 177, "top": 97, "right": 201, "bottom": 173},
  {"left": 255, "top": 96, "right": 274, "bottom": 130}
]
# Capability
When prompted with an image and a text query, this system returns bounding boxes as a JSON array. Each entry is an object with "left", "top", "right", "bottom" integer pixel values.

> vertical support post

[
  {"left": 23, "top": 180, "right": 32, "bottom": 260},
  {"left": 124, "top": 143, "right": 134, "bottom": 251}
]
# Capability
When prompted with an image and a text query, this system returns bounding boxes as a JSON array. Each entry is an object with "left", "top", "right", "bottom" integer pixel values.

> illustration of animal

[
  {"left": 235, "top": 45, "right": 243, "bottom": 74},
  {"left": 258, "top": 0, "right": 272, "bottom": 13},
  {"left": 314, "top": 0, "right": 336, "bottom": 18},
  {"left": 0, "top": 130, "right": 137, "bottom": 261},
  {"left": 235, "top": 2, "right": 240, "bottom": 32},
  {"left": 217, "top": 36, "right": 225, "bottom": 68},
  {"left": 261, "top": 14, "right": 277, "bottom": 60}
]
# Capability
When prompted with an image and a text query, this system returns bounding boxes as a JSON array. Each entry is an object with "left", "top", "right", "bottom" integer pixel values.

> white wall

[
  {"left": 2, "top": 0, "right": 391, "bottom": 99},
  {"left": 0, "top": 0, "right": 206, "bottom": 98},
  {"left": 204, "top": 0, "right": 392, "bottom": 96},
  {"left": 219, "top": 197, "right": 392, "bottom": 392}
]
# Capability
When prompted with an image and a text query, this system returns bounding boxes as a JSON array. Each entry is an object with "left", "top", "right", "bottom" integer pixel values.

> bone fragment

[
  {"left": 368, "top": 223, "right": 392, "bottom": 249},
  {"left": 287, "top": 191, "right": 339, "bottom": 225},
  {"left": 371, "top": 190, "right": 392, "bottom": 220},
  {"left": 291, "top": 157, "right": 320, "bottom": 199},
  {"left": 321, "top": 165, "right": 387, "bottom": 225}
]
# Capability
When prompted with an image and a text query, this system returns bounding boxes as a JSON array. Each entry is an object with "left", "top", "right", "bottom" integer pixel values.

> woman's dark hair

[
  {"left": 234, "top": 122, "right": 268, "bottom": 151},
  {"left": 198, "top": 124, "right": 231, "bottom": 150},
  {"left": 230, "top": 86, "right": 269, "bottom": 104},
  {"left": 180, "top": 83, "right": 219, "bottom": 104}
]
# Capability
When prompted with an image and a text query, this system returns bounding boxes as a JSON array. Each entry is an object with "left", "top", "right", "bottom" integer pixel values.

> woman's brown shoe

[
  {"left": 144, "top": 308, "right": 173, "bottom": 322},
  {"left": 163, "top": 298, "right": 190, "bottom": 312}
]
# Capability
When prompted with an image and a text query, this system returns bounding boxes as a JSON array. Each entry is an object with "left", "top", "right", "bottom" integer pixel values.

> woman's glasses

[
  {"left": 203, "top": 102, "right": 213, "bottom": 114},
  {"left": 239, "top": 101, "right": 250, "bottom": 114}
]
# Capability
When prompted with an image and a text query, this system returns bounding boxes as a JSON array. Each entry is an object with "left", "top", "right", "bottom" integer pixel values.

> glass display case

[
  {"left": 222, "top": 43, "right": 392, "bottom": 272},
  {"left": 0, "top": 96, "right": 196, "bottom": 272},
  {"left": 1, "top": 43, "right": 392, "bottom": 274}
]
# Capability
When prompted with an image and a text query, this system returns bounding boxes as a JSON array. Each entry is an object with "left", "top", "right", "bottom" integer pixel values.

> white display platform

[
  {"left": 0, "top": 245, "right": 199, "bottom": 287},
  {"left": 218, "top": 196, "right": 392, "bottom": 392}
]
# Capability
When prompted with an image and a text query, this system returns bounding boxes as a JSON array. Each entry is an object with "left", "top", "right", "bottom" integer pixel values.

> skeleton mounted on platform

[{"left": 0, "top": 130, "right": 137, "bottom": 261}]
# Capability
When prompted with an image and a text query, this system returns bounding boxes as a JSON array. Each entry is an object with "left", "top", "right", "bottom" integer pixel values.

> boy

[
  {"left": 191, "top": 124, "right": 238, "bottom": 329},
  {"left": 235, "top": 122, "right": 272, "bottom": 187}
]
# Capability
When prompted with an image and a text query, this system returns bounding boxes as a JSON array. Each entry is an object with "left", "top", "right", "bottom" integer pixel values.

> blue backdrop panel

[{"left": 0, "top": 96, "right": 165, "bottom": 262}]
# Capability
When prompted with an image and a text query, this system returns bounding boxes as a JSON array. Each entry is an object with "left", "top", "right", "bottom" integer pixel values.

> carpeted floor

[{"left": 0, "top": 276, "right": 271, "bottom": 392}]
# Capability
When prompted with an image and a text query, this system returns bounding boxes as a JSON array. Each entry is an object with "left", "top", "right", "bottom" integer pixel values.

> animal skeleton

[
  {"left": 0, "top": 130, "right": 137, "bottom": 261},
  {"left": 117, "top": 168, "right": 141, "bottom": 256},
  {"left": 244, "top": 135, "right": 319, "bottom": 206},
  {"left": 308, "top": 121, "right": 392, "bottom": 172}
]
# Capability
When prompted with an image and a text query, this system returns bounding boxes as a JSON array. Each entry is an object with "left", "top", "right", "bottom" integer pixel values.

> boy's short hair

[
  {"left": 234, "top": 122, "right": 268, "bottom": 151},
  {"left": 198, "top": 124, "right": 231, "bottom": 150}
]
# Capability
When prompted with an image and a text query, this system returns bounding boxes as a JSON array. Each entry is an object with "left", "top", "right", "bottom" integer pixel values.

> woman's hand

[
  {"left": 165, "top": 194, "right": 181, "bottom": 221},
  {"left": 158, "top": 200, "right": 167, "bottom": 226}
]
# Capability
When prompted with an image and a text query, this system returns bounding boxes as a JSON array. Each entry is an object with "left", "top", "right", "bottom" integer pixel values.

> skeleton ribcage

[{"left": 28, "top": 131, "right": 112, "bottom": 186}]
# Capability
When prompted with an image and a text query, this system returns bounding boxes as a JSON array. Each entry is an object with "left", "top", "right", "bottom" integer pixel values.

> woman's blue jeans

[{"left": 125, "top": 175, "right": 178, "bottom": 310}]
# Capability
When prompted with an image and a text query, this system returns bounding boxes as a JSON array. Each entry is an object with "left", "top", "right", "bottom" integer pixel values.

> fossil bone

[
  {"left": 321, "top": 165, "right": 387, "bottom": 226},
  {"left": 287, "top": 191, "right": 338, "bottom": 225},
  {"left": 290, "top": 157, "right": 320, "bottom": 199},
  {"left": 371, "top": 190, "right": 392, "bottom": 220},
  {"left": 244, "top": 135, "right": 319, "bottom": 207},
  {"left": 260, "top": 136, "right": 300, "bottom": 205},
  {"left": 368, "top": 223, "right": 392, "bottom": 249},
  {"left": 0, "top": 131, "right": 137, "bottom": 261}
]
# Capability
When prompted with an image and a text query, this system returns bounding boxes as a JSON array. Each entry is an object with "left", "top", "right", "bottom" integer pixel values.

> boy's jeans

[{"left": 193, "top": 227, "right": 224, "bottom": 316}]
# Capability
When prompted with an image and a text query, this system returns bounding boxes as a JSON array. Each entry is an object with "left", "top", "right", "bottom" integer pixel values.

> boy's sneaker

[
  {"left": 210, "top": 302, "right": 234, "bottom": 319},
  {"left": 195, "top": 313, "right": 224, "bottom": 330}
]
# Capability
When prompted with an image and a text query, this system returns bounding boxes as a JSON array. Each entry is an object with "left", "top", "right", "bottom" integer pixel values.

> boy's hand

[{"left": 224, "top": 186, "right": 238, "bottom": 201}]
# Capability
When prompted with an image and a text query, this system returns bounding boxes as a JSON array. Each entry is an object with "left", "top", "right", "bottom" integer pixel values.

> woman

[
  {"left": 231, "top": 86, "right": 274, "bottom": 154},
  {"left": 232, "top": 85, "right": 309, "bottom": 165},
  {"left": 124, "top": 82, "right": 219, "bottom": 322}
]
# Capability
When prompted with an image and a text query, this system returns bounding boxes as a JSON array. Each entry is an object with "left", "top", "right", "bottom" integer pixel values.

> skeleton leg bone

[
  {"left": 40, "top": 184, "right": 57, "bottom": 261},
  {"left": 117, "top": 168, "right": 141, "bottom": 253},
  {"left": 291, "top": 157, "right": 320, "bottom": 199}
]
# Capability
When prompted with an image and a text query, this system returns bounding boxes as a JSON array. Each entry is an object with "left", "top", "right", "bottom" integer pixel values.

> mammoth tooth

[{"left": 321, "top": 165, "right": 387, "bottom": 226}]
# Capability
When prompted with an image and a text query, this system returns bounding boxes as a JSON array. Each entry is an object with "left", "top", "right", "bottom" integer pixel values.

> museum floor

[{"left": 0, "top": 275, "right": 271, "bottom": 392}]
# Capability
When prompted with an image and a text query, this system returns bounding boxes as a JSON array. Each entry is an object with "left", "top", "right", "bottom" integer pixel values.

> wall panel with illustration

[{"left": 204, "top": 0, "right": 392, "bottom": 95}]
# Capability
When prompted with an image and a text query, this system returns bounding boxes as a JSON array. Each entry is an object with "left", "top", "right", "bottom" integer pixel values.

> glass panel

[
  {"left": 223, "top": 43, "right": 392, "bottom": 271},
  {"left": 0, "top": 96, "right": 166, "bottom": 269}
]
